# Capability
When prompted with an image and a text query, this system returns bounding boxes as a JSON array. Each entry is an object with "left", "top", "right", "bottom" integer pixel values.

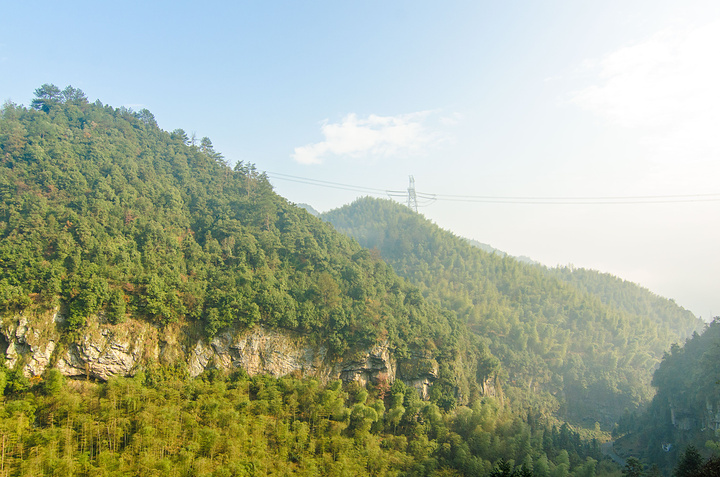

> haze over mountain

[{"left": 323, "top": 197, "right": 704, "bottom": 428}]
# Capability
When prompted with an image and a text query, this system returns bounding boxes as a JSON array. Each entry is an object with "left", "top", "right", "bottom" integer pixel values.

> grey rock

[{"left": 1, "top": 310, "right": 446, "bottom": 401}]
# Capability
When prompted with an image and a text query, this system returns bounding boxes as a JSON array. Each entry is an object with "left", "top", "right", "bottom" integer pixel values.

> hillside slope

[
  {"left": 322, "top": 197, "right": 703, "bottom": 427},
  {"left": 0, "top": 87, "right": 481, "bottom": 404}
]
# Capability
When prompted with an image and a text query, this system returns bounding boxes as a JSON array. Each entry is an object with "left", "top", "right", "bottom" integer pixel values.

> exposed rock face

[
  {"left": 338, "top": 342, "right": 396, "bottom": 387},
  {"left": 187, "top": 327, "right": 328, "bottom": 379},
  {"left": 4, "top": 315, "right": 58, "bottom": 377},
  {"left": 668, "top": 399, "right": 720, "bottom": 432},
  {"left": 706, "top": 399, "right": 720, "bottom": 431},
  {"left": 1, "top": 309, "right": 160, "bottom": 381},
  {"left": 55, "top": 320, "right": 160, "bottom": 381},
  {"left": 397, "top": 355, "right": 438, "bottom": 400},
  {"left": 0, "top": 309, "right": 438, "bottom": 397},
  {"left": 479, "top": 375, "right": 499, "bottom": 398}
]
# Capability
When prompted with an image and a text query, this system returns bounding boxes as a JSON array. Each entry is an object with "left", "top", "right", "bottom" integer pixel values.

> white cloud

[
  {"left": 571, "top": 19, "right": 720, "bottom": 162},
  {"left": 439, "top": 112, "right": 463, "bottom": 127},
  {"left": 293, "top": 111, "right": 445, "bottom": 165}
]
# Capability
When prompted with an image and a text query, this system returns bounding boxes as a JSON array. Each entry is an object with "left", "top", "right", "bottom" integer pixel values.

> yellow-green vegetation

[{"left": 0, "top": 366, "right": 622, "bottom": 476}]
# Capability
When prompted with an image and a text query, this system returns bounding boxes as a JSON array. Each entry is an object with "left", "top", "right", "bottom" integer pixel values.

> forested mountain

[
  {"left": 322, "top": 197, "right": 703, "bottom": 428},
  {"left": 461, "top": 238, "right": 698, "bottom": 330},
  {"left": 5, "top": 84, "right": 709, "bottom": 475},
  {"left": 0, "top": 86, "right": 464, "bottom": 365},
  {"left": 614, "top": 318, "right": 720, "bottom": 475},
  {"left": 464, "top": 240, "right": 700, "bottom": 329}
]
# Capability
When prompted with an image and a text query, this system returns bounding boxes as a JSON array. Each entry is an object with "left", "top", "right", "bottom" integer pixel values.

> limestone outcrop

[
  {"left": 187, "top": 327, "right": 328, "bottom": 379},
  {"left": 0, "top": 309, "right": 437, "bottom": 396}
]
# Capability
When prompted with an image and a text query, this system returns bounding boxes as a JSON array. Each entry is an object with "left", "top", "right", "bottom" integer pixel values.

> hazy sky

[{"left": 3, "top": 1, "right": 719, "bottom": 320}]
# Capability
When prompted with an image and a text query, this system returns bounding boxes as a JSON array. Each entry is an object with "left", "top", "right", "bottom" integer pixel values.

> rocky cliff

[{"left": 0, "top": 308, "right": 440, "bottom": 395}]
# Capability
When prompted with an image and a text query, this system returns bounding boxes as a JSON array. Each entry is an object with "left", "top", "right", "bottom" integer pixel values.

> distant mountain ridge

[
  {"left": 546, "top": 266, "right": 699, "bottom": 334},
  {"left": 464, "top": 238, "right": 699, "bottom": 335},
  {"left": 462, "top": 237, "right": 538, "bottom": 264},
  {"left": 296, "top": 202, "right": 320, "bottom": 217},
  {"left": 322, "top": 197, "right": 704, "bottom": 427}
]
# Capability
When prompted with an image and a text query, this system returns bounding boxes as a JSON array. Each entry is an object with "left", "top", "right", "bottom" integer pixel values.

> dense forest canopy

[
  {"left": 0, "top": 85, "right": 467, "bottom": 368},
  {"left": 322, "top": 197, "right": 703, "bottom": 427}
]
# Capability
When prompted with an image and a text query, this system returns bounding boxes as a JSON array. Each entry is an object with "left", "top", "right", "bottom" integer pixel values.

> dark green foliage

[
  {"left": 624, "top": 457, "right": 644, "bottom": 477},
  {"left": 617, "top": 319, "right": 720, "bottom": 474},
  {"left": 693, "top": 456, "right": 720, "bottom": 477},
  {"left": 41, "top": 368, "right": 65, "bottom": 396},
  {"left": 0, "top": 85, "right": 637, "bottom": 476},
  {"left": 0, "top": 86, "right": 461, "bottom": 366},
  {"left": 674, "top": 446, "right": 703, "bottom": 477},
  {"left": 64, "top": 272, "right": 110, "bottom": 329},
  {"left": 106, "top": 288, "right": 127, "bottom": 324},
  {"left": 322, "top": 197, "right": 703, "bottom": 426},
  {"left": 0, "top": 279, "right": 32, "bottom": 311},
  {"left": 30, "top": 84, "right": 63, "bottom": 112}
]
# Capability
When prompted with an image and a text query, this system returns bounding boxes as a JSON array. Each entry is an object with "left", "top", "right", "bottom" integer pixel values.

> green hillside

[
  {"left": 322, "top": 197, "right": 703, "bottom": 428},
  {"left": 0, "top": 86, "right": 464, "bottom": 365}
]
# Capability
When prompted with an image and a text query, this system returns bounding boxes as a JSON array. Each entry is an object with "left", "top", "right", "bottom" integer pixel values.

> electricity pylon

[{"left": 407, "top": 175, "right": 418, "bottom": 212}]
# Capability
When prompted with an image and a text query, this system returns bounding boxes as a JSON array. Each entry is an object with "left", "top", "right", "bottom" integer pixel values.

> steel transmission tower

[{"left": 407, "top": 175, "right": 418, "bottom": 212}]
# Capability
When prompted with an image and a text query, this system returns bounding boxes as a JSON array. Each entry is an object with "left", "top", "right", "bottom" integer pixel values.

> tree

[
  {"left": 674, "top": 446, "right": 703, "bottom": 477},
  {"left": 200, "top": 136, "right": 224, "bottom": 162},
  {"left": 42, "top": 368, "right": 65, "bottom": 396},
  {"left": 647, "top": 464, "right": 662, "bottom": 477},
  {"left": 136, "top": 108, "right": 157, "bottom": 127},
  {"left": 31, "top": 83, "right": 62, "bottom": 112},
  {"left": 624, "top": 457, "right": 644, "bottom": 477},
  {"left": 694, "top": 456, "right": 720, "bottom": 477},
  {"left": 171, "top": 128, "right": 189, "bottom": 144},
  {"left": 61, "top": 86, "right": 87, "bottom": 104},
  {"left": 490, "top": 459, "right": 514, "bottom": 477}
]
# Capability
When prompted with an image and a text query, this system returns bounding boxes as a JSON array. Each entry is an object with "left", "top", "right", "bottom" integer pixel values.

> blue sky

[{"left": 3, "top": 1, "right": 719, "bottom": 319}]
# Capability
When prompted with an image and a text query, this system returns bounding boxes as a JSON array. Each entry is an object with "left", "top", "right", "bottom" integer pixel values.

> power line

[
  {"left": 265, "top": 171, "right": 720, "bottom": 206},
  {"left": 266, "top": 171, "right": 404, "bottom": 195},
  {"left": 435, "top": 192, "right": 720, "bottom": 201},
  {"left": 433, "top": 197, "right": 720, "bottom": 205}
]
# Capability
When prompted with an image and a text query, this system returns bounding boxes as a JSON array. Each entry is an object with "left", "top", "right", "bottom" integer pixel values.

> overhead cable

[{"left": 265, "top": 172, "right": 720, "bottom": 206}]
